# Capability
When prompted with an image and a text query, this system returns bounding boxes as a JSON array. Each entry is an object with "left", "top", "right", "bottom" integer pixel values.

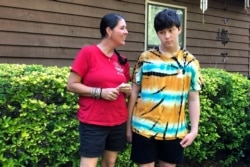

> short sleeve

[
  {"left": 190, "top": 59, "right": 203, "bottom": 91},
  {"left": 131, "top": 54, "right": 145, "bottom": 85},
  {"left": 70, "top": 47, "right": 90, "bottom": 78}
]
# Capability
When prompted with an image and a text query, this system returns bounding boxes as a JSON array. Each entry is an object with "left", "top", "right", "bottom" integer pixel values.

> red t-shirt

[{"left": 70, "top": 45, "right": 130, "bottom": 126}]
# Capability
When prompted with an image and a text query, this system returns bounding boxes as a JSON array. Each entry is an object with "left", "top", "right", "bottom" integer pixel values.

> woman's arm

[
  {"left": 67, "top": 71, "right": 120, "bottom": 101},
  {"left": 67, "top": 71, "right": 92, "bottom": 96}
]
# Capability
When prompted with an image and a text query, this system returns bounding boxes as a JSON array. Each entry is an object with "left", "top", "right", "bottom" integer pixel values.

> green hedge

[
  {"left": 185, "top": 68, "right": 250, "bottom": 166},
  {"left": 0, "top": 64, "right": 79, "bottom": 167},
  {"left": 0, "top": 64, "right": 249, "bottom": 167}
]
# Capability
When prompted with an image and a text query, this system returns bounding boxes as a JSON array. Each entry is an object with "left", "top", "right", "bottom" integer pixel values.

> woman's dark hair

[
  {"left": 100, "top": 13, "right": 124, "bottom": 38},
  {"left": 154, "top": 9, "right": 181, "bottom": 32},
  {"left": 100, "top": 13, "right": 127, "bottom": 65},
  {"left": 114, "top": 49, "right": 127, "bottom": 65}
]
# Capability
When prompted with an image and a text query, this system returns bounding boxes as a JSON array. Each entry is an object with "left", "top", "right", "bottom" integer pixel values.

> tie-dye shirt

[{"left": 131, "top": 46, "right": 202, "bottom": 140}]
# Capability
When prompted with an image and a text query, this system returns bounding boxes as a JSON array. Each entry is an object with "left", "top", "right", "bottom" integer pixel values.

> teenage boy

[{"left": 127, "top": 9, "right": 203, "bottom": 167}]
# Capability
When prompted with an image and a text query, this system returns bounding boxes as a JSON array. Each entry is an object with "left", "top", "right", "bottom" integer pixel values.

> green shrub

[
  {"left": 0, "top": 64, "right": 249, "bottom": 167},
  {"left": 0, "top": 64, "right": 79, "bottom": 167},
  {"left": 185, "top": 68, "right": 250, "bottom": 166}
]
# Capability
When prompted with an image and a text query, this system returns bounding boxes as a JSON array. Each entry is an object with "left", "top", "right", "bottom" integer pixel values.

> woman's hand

[
  {"left": 101, "top": 88, "right": 120, "bottom": 101},
  {"left": 117, "top": 83, "right": 132, "bottom": 97}
]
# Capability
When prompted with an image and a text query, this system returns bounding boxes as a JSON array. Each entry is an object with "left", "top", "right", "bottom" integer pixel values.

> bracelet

[
  {"left": 91, "top": 88, "right": 96, "bottom": 98},
  {"left": 91, "top": 87, "right": 101, "bottom": 99},
  {"left": 95, "top": 88, "right": 100, "bottom": 99},
  {"left": 100, "top": 88, "right": 102, "bottom": 98}
]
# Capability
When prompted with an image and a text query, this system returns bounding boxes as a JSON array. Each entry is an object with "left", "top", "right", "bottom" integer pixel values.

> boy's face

[{"left": 156, "top": 26, "right": 181, "bottom": 49}]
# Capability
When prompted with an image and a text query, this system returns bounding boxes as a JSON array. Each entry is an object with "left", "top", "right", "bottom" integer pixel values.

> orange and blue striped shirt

[{"left": 131, "top": 47, "right": 203, "bottom": 140}]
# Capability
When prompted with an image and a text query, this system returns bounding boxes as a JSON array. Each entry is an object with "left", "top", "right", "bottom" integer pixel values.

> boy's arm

[
  {"left": 180, "top": 91, "right": 200, "bottom": 147},
  {"left": 126, "top": 83, "right": 140, "bottom": 143},
  {"left": 188, "top": 91, "right": 200, "bottom": 135}
]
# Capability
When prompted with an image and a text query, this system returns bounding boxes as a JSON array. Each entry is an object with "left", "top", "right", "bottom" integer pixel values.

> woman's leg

[
  {"left": 158, "top": 161, "right": 176, "bottom": 167},
  {"left": 101, "top": 150, "right": 118, "bottom": 167},
  {"left": 80, "top": 157, "right": 98, "bottom": 167},
  {"left": 78, "top": 122, "right": 108, "bottom": 167},
  {"left": 101, "top": 123, "right": 126, "bottom": 167},
  {"left": 138, "top": 162, "right": 155, "bottom": 167}
]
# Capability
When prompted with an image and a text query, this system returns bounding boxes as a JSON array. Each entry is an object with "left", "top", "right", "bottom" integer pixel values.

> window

[{"left": 146, "top": 1, "right": 187, "bottom": 49}]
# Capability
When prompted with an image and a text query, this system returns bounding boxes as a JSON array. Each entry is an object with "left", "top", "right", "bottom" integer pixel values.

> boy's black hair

[{"left": 154, "top": 9, "right": 181, "bottom": 32}]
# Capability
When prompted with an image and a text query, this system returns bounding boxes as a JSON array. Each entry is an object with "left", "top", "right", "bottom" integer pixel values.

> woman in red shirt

[{"left": 67, "top": 13, "right": 131, "bottom": 167}]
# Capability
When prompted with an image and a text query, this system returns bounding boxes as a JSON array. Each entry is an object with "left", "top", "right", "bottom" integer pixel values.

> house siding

[{"left": 0, "top": 0, "right": 249, "bottom": 76}]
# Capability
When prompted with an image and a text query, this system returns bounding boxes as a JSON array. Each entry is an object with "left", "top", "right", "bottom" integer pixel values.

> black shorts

[
  {"left": 79, "top": 122, "right": 127, "bottom": 157},
  {"left": 131, "top": 132, "right": 184, "bottom": 164}
]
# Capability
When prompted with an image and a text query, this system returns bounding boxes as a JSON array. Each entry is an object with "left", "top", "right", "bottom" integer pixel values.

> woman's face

[{"left": 110, "top": 19, "right": 128, "bottom": 46}]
